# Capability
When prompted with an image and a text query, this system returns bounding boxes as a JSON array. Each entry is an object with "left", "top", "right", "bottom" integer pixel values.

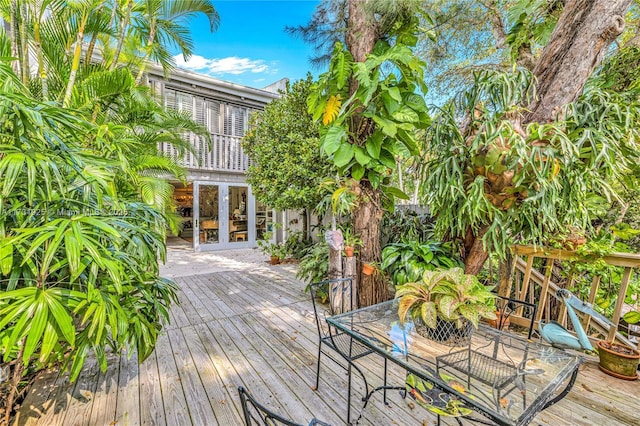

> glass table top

[{"left": 327, "top": 300, "right": 583, "bottom": 426}]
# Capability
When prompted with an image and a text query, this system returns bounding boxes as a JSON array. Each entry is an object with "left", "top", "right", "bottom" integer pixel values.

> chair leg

[
  {"left": 347, "top": 361, "right": 352, "bottom": 425},
  {"left": 314, "top": 342, "right": 322, "bottom": 391},
  {"left": 383, "top": 358, "right": 388, "bottom": 405}
]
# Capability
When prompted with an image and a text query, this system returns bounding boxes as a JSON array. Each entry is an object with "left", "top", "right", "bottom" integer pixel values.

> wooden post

[
  {"left": 498, "top": 252, "right": 518, "bottom": 298},
  {"left": 581, "top": 275, "right": 601, "bottom": 331},
  {"left": 607, "top": 267, "right": 633, "bottom": 341},
  {"left": 344, "top": 256, "right": 358, "bottom": 311},
  {"left": 516, "top": 255, "right": 534, "bottom": 316},
  {"left": 535, "top": 258, "right": 554, "bottom": 324}
]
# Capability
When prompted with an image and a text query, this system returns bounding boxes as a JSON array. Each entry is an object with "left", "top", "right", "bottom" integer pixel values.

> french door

[{"left": 193, "top": 182, "right": 254, "bottom": 251}]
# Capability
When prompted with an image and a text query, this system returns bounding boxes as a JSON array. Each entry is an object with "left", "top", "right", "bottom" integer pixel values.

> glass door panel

[
  {"left": 256, "top": 201, "right": 273, "bottom": 241},
  {"left": 197, "top": 184, "right": 219, "bottom": 245},
  {"left": 228, "top": 186, "right": 248, "bottom": 243}
]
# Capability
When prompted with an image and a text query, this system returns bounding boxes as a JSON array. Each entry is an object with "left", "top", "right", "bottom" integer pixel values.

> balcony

[{"left": 161, "top": 132, "right": 250, "bottom": 173}]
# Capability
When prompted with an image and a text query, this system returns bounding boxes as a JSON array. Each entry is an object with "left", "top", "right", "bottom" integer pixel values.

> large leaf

[
  {"left": 333, "top": 143, "right": 355, "bottom": 168},
  {"left": 322, "top": 126, "right": 347, "bottom": 155}
]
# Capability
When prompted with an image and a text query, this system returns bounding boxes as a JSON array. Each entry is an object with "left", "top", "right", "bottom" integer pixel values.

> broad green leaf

[
  {"left": 366, "top": 132, "right": 383, "bottom": 159},
  {"left": 354, "top": 147, "right": 370, "bottom": 166},
  {"left": 352, "top": 164, "right": 365, "bottom": 181},
  {"left": 333, "top": 143, "right": 355, "bottom": 168},
  {"left": 322, "top": 126, "right": 347, "bottom": 155}
]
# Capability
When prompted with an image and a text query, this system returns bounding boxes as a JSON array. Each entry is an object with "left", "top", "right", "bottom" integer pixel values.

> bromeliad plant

[{"left": 396, "top": 268, "right": 497, "bottom": 329}]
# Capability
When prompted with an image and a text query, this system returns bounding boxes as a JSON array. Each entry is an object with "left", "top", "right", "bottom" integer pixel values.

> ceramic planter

[
  {"left": 344, "top": 246, "right": 354, "bottom": 257},
  {"left": 596, "top": 340, "right": 640, "bottom": 380},
  {"left": 270, "top": 255, "right": 280, "bottom": 265},
  {"left": 362, "top": 263, "right": 375, "bottom": 275}
]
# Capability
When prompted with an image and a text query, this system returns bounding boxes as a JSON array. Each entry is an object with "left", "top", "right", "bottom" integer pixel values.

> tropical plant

[
  {"left": 382, "top": 240, "right": 462, "bottom": 286},
  {"left": 283, "top": 230, "right": 313, "bottom": 260},
  {"left": 424, "top": 67, "right": 640, "bottom": 274},
  {"left": 308, "top": 5, "right": 431, "bottom": 306},
  {"left": 0, "top": 82, "right": 178, "bottom": 423},
  {"left": 340, "top": 225, "right": 362, "bottom": 250},
  {"left": 380, "top": 208, "right": 434, "bottom": 247},
  {"left": 297, "top": 242, "right": 330, "bottom": 291},
  {"left": 396, "top": 268, "right": 497, "bottom": 329}
]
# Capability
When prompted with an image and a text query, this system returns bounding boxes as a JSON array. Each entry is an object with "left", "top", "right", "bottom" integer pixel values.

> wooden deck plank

[
  {"left": 15, "top": 264, "right": 640, "bottom": 426},
  {"left": 166, "top": 327, "right": 218, "bottom": 424},
  {"left": 60, "top": 355, "right": 101, "bottom": 426},
  {"left": 154, "top": 333, "right": 191, "bottom": 425},
  {"left": 138, "top": 350, "right": 167, "bottom": 426},
  {"left": 12, "top": 368, "right": 60, "bottom": 426},
  {"left": 87, "top": 352, "right": 120, "bottom": 426},
  {"left": 114, "top": 349, "right": 140, "bottom": 426},
  {"left": 180, "top": 325, "right": 243, "bottom": 425}
]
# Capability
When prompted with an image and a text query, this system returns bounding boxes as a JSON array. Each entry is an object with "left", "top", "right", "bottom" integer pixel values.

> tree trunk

[
  {"left": 111, "top": 0, "right": 134, "bottom": 71},
  {"left": 19, "top": 1, "right": 29, "bottom": 85},
  {"left": 354, "top": 181, "right": 386, "bottom": 306},
  {"left": 346, "top": 0, "right": 386, "bottom": 307},
  {"left": 525, "top": 0, "right": 632, "bottom": 124},
  {"left": 463, "top": 226, "right": 490, "bottom": 275},
  {"left": 9, "top": 0, "right": 19, "bottom": 76},
  {"left": 135, "top": 18, "right": 157, "bottom": 84}
]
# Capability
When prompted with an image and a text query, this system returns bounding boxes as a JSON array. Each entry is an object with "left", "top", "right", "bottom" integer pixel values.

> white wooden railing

[{"left": 160, "top": 133, "right": 250, "bottom": 173}]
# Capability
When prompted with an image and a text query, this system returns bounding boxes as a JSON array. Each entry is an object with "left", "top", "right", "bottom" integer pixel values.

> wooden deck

[{"left": 13, "top": 266, "right": 639, "bottom": 426}]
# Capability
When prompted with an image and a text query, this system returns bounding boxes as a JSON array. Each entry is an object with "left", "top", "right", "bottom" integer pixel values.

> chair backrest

[
  {"left": 309, "top": 278, "right": 354, "bottom": 340},
  {"left": 238, "top": 386, "right": 303, "bottom": 426},
  {"left": 496, "top": 295, "right": 537, "bottom": 339},
  {"left": 238, "top": 387, "right": 331, "bottom": 426}
]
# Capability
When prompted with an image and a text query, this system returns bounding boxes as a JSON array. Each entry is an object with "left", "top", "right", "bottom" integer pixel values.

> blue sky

[{"left": 174, "top": 0, "right": 322, "bottom": 89}]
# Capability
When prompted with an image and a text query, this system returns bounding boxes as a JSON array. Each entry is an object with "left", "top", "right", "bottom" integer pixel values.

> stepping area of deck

[{"left": 14, "top": 248, "right": 639, "bottom": 426}]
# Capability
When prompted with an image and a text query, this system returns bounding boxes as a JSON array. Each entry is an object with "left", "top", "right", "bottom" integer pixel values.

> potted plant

[
  {"left": 257, "top": 232, "right": 284, "bottom": 265},
  {"left": 596, "top": 310, "right": 640, "bottom": 380},
  {"left": 341, "top": 226, "right": 362, "bottom": 257},
  {"left": 362, "top": 261, "right": 381, "bottom": 276},
  {"left": 396, "top": 268, "right": 497, "bottom": 346}
]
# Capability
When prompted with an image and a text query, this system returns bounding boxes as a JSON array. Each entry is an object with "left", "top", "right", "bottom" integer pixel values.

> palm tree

[{"left": 133, "top": 0, "right": 219, "bottom": 82}]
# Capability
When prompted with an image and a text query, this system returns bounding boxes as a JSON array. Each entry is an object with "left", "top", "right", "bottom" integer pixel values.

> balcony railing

[{"left": 161, "top": 133, "right": 249, "bottom": 173}]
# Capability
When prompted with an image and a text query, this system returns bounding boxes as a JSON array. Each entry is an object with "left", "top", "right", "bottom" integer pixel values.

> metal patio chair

[
  {"left": 238, "top": 386, "right": 331, "bottom": 426},
  {"left": 310, "top": 278, "right": 389, "bottom": 424}
]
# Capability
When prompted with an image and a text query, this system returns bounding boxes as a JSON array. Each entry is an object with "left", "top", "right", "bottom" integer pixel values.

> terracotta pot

[
  {"left": 270, "top": 255, "right": 280, "bottom": 265},
  {"left": 344, "top": 246, "right": 354, "bottom": 257},
  {"left": 488, "top": 311, "right": 511, "bottom": 330},
  {"left": 596, "top": 340, "right": 640, "bottom": 380},
  {"left": 362, "top": 263, "right": 375, "bottom": 275}
]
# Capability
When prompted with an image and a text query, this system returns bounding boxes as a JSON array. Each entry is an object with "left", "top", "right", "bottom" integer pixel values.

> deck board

[{"left": 15, "top": 266, "right": 640, "bottom": 426}]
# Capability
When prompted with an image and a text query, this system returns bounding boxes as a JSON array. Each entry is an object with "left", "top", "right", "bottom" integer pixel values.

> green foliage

[
  {"left": 0, "top": 87, "right": 177, "bottom": 384},
  {"left": 296, "top": 242, "right": 330, "bottom": 287},
  {"left": 243, "top": 76, "right": 329, "bottom": 212},
  {"left": 340, "top": 225, "right": 362, "bottom": 249},
  {"left": 424, "top": 68, "right": 640, "bottom": 259},
  {"left": 283, "top": 230, "right": 313, "bottom": 260},
  {"left": 396, "top": 268, "right": 497, "bottom": 329},
  {"left": 382, "top": 241, "right": 462, "bottom": 286},
  {"left": 381, "top": 209, "right": 434, "bottom": 247},
  {"left": 308, "top": 12, "right": 430, "bottom": 211}
]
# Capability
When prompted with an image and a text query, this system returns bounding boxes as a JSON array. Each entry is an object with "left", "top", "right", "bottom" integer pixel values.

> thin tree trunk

[
  {"left": 463, "top": 226, "right": 490, "bottom": 275},
  {"left": 85, "top": 3, "right": 106, "bottom": 64},
  {"left": 525, "top": 0, "right": 632, "bottom": 124},
  {"left": 111, "top": 0, "right": 134, "bottom": 70},
  {"left": 135, "top": 18, "right": 157, "bottom": 84},
  {"left": 34, "top": 15, "right": 48, "bottom": 99},
  {"left": 62, "top": 12, "right": 89, "bottom": 107},
  {"left": 19, "top": 1, "right": 29, "bottom": 85},
  {"left": 9, "top": 0, "right": 19, "bottom": 76}
]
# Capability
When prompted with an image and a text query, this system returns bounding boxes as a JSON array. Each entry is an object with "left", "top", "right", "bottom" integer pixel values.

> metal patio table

[{"left": 327, "top": 300, "right": 582, "bottom": 426}]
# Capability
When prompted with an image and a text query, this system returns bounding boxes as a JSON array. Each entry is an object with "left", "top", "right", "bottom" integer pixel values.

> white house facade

[{"left": 148, "top": 67, "right": 286, "bottom": 251}]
